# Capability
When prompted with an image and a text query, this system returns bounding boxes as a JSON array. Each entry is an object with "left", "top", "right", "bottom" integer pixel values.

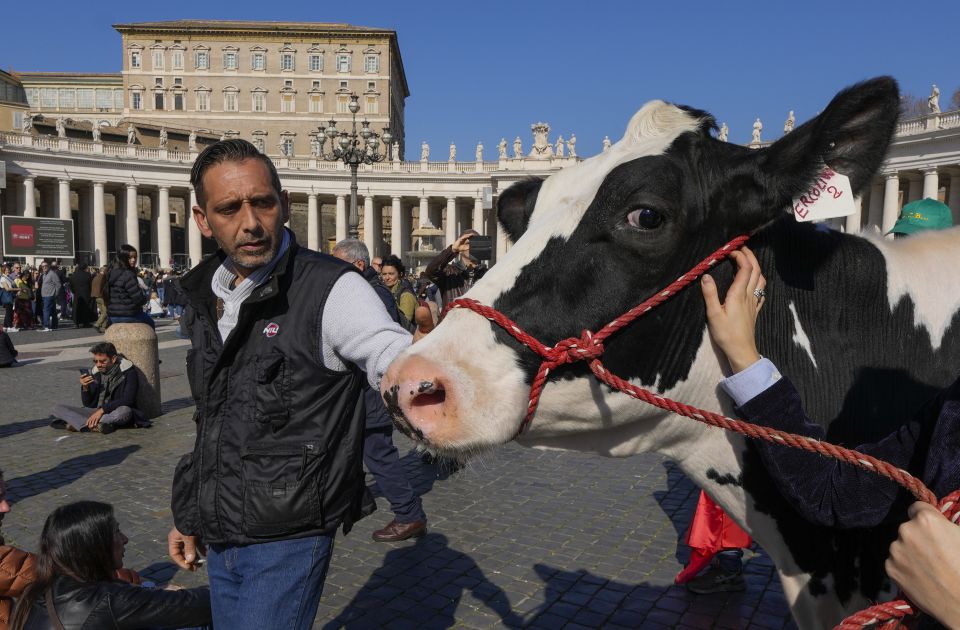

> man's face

[
  {"left": 92, "top": 353, "right": 118, "bottom": 373},
  {"left": 193, "top": 159, "right": 289, "bottom": 277},
  {"left": 371, "top": 257, "right": 383, "bottom": 273},
  {"left": 12, "top": 265, "right": 21, "bottom": 275}
]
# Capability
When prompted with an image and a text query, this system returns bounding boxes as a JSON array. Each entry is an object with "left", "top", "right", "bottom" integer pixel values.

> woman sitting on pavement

[
  {"left": 10, "top": 500, "right": 211, "bottom": 630},
  {"left": 106, "top": 245, "right": 154, "bottom": 330},
  {"left": 702, "top": 246, "right": 960, "bottom": 627}
]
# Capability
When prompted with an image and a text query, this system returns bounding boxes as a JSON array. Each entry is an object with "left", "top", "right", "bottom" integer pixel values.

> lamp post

[{"left": 317, "top": 94, "right": 392, "bottom": 239}]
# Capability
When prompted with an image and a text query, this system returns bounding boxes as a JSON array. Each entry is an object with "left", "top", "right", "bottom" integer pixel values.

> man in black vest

[
  {"left": 332, "top": 238, "right": 428, "bottom": 542},
  {"left": 168, "top": 140, "right": 412, "bottom": 630}
]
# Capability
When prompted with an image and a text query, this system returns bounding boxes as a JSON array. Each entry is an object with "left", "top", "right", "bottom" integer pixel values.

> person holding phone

[
  {"left": 424, "top": 229, "right": 489, "bottom": 307},
  {"left": 48, "top": 342, "right": 146, "bottom": 434}
]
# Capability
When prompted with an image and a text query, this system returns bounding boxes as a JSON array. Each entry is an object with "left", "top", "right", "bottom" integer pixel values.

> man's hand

[
  {"left": 85, "top": 408, "right": 105, "bottom": 429},
  {"left": 168, "top": 526, "right": 206, "bottom": 571},
  {"left": 700, "top": 247, "right": 766, "bottom": 374},
  {"left": 80, "top": 373, "right": 95, "bottom": 389},
  {"left": 886, "top": 502, "right": 960, "bottom": 626},
  {"left": 451, "top": 232, "right": 473, "bottom": 254}
]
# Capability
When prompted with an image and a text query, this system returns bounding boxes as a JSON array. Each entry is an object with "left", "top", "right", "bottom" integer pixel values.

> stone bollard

[{"left": 105, "top": 323, "right": 162, "bottom": 419}]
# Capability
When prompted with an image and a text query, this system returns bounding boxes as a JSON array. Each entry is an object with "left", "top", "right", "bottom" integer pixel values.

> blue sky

[{"left": 3, "top": 1, "right": 958, "bottom": 155}]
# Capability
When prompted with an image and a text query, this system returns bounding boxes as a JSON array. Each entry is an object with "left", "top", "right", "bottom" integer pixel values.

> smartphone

[
  {"left": 469, "top": 235, "right": 492, "bottom": 260},
  {"left": 79, "top": 368, "right": 91, "bottom": 376}
]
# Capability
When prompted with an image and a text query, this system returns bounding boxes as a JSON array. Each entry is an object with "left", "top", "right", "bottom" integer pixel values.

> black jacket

[
  {"left": 425, "top": 245, "right": 488, "bottom": 306},
  {"left": 172, "top": 233, "right": 375, "bottom": 545},
  {"left": 106, "top": 267, "right": 146, "bottom": 318},
  {"left": 161, "top": 276, "right": 182, "bottom": 307},
  {"left": 22, "top": 575, "right": 211, "bottom": 629},
  {"left": 362, "top": 266, "right": 398, "bottom": 429},
  {"left": 80, "top": 358, "right": 147, "bottom": 426},
  {"left": 0, "top": 331, "right": 16, "bottom": 366},
  {"left": 68, "top": 269, "right": 92, "bottom": 299}
]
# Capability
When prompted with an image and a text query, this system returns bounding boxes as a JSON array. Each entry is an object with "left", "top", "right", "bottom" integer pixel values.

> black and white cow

[{"left": 382, "top": 77, "right": 960, "bottom": 629}]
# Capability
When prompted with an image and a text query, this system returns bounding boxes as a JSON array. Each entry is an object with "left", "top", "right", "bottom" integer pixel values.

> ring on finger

[{"left": 753, "top": 288, "right": 766, "bottom": 299}]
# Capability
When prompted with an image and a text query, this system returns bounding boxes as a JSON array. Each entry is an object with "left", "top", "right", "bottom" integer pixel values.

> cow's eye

[{"left": 626, "top": 208, "right": 664, "bottom": 230}]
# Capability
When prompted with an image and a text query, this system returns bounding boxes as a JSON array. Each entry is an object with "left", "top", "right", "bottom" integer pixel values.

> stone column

[
  {"left": 907, "top": 176, "right": 923, "bottom": 204},
  {"left": 867, "top": 181, "right": 884, "bottom": 230},
  {"left": 419, "top": 197, "right": 430, "bottom": 227},
  {"left": 125, "top": 184, "right": 140, "bottom": 253},
  {"left": 78, "top": 187, "right": 93, "bottom": 253},
  {"left": 362, "top": 195, "right": 376, "bottom": 255},
  {"left": 93, "top": 182, "right": 108, "bottom": 266},
  {"left": 307, "top": 193, "right": 319, "bottom": 251},
  {"left": 445, "top": 197, "right": 458, "bottom": 246},
  {"left": 473, "top": 197, "right": 485, "bottom": 235},
  {"left": 921, "top": 167, "right": 939, "bottom": 200},
  {"left": 391, "top": 196, "right": 403, "bottom": 256},
  {"left": 845, "top": 196, "right": 863, "bottom": 233},
  {"left": 948, "top": 173, "right": 960, "bottom": 225},
  {"left": 157, "top": 186, "right": 172, "bottom": 269},
  {"left": 188, "top": 187, "right": 202, "bottom": 268},
  {"left": 881, "top": 173, "right": 901, "bottom": 237},
  {"left": 58, "top": 179, "right": 71, "bottom": 221},
  {"left": 335, "top": 195, "right": 347, "bottom": 242},
  {"left": 22, "top": 177, "right": 36, "bottom": 217}
]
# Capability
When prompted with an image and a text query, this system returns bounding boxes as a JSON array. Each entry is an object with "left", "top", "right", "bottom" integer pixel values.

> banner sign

[{"left": 2, "top": 216, "right": 76, "bottom": 258}]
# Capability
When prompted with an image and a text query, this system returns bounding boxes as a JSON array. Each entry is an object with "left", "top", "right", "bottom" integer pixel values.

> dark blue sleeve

[
  {"left": 82, "top": 378, "right": 99, "bottom": 408},
  {"left": 102, "top": 370, "right": 139, "bottom": 413},
  {"left": 738, "top": 377, "right": 942, "bottom": 529}
]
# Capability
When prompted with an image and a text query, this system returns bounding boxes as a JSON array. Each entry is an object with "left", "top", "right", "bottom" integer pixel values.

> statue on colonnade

[
  {"left": 513, "top": 136, "right": 522, "bottom": 158},
  {"left": 602, "top": 135, "right": 611, "bottom": 152},
  {"left": 127, "top": 124, "right": 135, "bottom": 144},
  {"left": 751, "top": 118, "right": 762, "bottom": 144},
  {"left": 188, "top": 129, "right": 197, "bottom": 151},
  {"left": 421, "top": 141, "right": 430, "bottom": 161},
  {"left": 718, "top": 122, "right": 729, "bottom": 142},
  {"left": 498, "top": 138, "right": 507, "bottom": 159},
  {"left": 475, "top": 142, "right": 483, "bottom": 162},
  {"left": 783, "top": 111, "right": 795, "bottom": 134},
  {"left": 929, "top": 85, "right": 941, "bottom": 113},
  {"left": 529, "top": 122, "right": 553, "bottom": 158},
  {"left": 56, "top": 117, "right": 66, "bottom": 138},
  {"left": 567, "top": 133, "right": 576, "bottom": 157}
]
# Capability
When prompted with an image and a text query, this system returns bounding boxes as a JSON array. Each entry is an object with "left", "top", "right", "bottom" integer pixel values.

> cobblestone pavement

[{"left": 0, "top": 322, "right": 796, "bottom": 629}]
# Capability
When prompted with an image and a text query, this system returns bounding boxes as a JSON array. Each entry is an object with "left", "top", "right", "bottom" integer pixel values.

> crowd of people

[{"left": 1, "top": 138, "right": 958, "bottom": 629}]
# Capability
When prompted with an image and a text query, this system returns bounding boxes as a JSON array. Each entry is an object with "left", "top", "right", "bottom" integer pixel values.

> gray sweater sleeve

[{"left": 321, "top": 272, "right": 412, "bottom": 389}]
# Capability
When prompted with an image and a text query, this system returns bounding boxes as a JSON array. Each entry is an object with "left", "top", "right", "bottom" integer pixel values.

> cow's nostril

[{"left": 411, "top": 381, "right": 446, "bottom": 407}]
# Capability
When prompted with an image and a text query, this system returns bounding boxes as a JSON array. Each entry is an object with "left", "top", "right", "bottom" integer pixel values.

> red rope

[{"left": 441, "top": 234, "right": 960, "bottom": 629}]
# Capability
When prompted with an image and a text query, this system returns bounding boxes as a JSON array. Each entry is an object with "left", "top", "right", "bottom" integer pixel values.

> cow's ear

[
  {"left": 738, "top": 77, "right": 900, "bottom": 229},
  {"left": 498, "top": 178, "right": 543, "bottom": 242}
]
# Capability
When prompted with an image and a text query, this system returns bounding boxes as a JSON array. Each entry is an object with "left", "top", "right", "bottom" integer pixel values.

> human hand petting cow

[{"left": 703, "top": 246, "right": 960, "bottom": 627}]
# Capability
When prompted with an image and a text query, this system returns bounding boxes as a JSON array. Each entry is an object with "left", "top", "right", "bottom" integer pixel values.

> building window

[
  {"left": 281, "top": 53, "right": 295, "bottom": 71},
  {"left": 281, "top": 94, "right": 295, "bottom": 113},
  {"left": 196, "top": 91, "right": 210, "bottom": 111},
  {"left": 337, "top": 94, "right": 350, "bottom": 113},
  {"left": 365, "top": 95, "right": 378, "bottom": 114},
  {"left": 174, "top": 77, "right": 182, "bottom": 86},
  {"left": 96, "top": 89, "right": 112, "bottom": 109},
  {"left": 309, "top": 93, "right": 322, "bottom": 113},
  {"left": 40, "top": 88, "right": 57, "bottom": 108},
  {"left": 224, "top": 51, "right": 238, "bottom": 70},
  {"left": 131, "top": 51, "right": 141, "bottom": 69},
  {"left": 224, "top": 91, "right": 238, "bottom": 112},
  {"left": 131, "top": 92, "right": 142, "bottom": 110},
  {"left": 312, "top": 80, "right": 321, "bottom": 89},
  {"left": 114, "top": 89, "right": 124, "bottom": 109},
  {"left": 155, "top": 77, "right": 163, "bottom": 87},
  {"left": 152, "top": 50, "right": 164, "bottom": 70},
  {"left": 172, "top": 50, "right": 183, "bottom": 70},
  {"left": 339, "top": 80, "right": 348, "bottom": 91},
  {"left": 367, "top": 81, "right": 376, "bottom": 91},
  {"left": 77, "top": 89, "right": 94, "bottom": 109},
  {"left": 155, "top": 92, "right": 164, "bottom": 110},
  {"left": 252, "top": 52, "right": 265, "bottom": 70},
  {"left": 174, "top": 93, "right": 184, "bottom": 110},
  {"left": 58, "top": 89, "right": 76, "bottom": 109},
  {"left": 195, "top": 51, "right": 209, "bottom": 69},
  {"left": 284, "top": 79, "right": 293, "bottom": 88},
  {"left": 281, "top": 137, "right": 294, "bottom": 156},
  {"left": 252, "top": 92, "right": 266, "bottom": 112},
  {"left": 309, "top": 54, "right": 323, "bottom": 72},
  {"left": 336, "top": 54, "right": 350, "bottom": 73},
  {"left": 364, "top": 55, "right": 379, "bottom": 73}
]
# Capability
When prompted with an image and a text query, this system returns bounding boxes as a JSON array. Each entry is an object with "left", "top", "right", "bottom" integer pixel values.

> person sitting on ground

[
  {"left": 702, "top": 246, "right": 960, "bottom": 627},
  {"left": 425, "top": 229, "right": 488, "bottom": 307},
  {"left": 0, "top": 329, "right": 17, "bottom": 368},
  {"left": 0, "top": 468, "right": 35, "bottom": 630},
  {"left": 49, "top": 342, "right": 148, "bottom": 434},
  {"left": 10, "top": 500, "right": 211, "bottom": 630},
  {"left": 106, "top": 245, "right": 154, "bottom": 329}
]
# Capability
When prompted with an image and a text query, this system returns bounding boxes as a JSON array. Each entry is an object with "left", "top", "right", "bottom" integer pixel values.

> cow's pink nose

[{"left": 383, "top": 354, "right": 460, "bottom": 445}]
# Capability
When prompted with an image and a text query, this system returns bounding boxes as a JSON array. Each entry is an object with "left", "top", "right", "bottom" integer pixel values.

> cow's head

[{"left": 383, "top": 77, "right": 899, "bottom": 455}]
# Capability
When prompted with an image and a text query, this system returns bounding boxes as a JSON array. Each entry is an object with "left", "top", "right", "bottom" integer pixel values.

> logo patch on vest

[{"left": 263, "top": 322, "right": 280, "bottom": 338}]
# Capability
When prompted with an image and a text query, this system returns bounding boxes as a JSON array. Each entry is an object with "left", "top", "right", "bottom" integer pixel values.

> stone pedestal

[{"left": 105, "top": 323, "right": 162, "bottom": 419}]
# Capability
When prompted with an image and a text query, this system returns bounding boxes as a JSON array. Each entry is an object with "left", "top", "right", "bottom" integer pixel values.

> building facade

[{"left": 0, "top": 70, "right": 29, "bottom": 133}]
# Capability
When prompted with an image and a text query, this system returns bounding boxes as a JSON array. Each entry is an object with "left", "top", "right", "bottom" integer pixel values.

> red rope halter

[{"left": 441, "top": 234, "right": 960, "bottom": 629}]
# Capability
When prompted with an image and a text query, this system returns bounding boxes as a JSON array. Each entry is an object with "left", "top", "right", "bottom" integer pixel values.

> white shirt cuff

[{"left": 719, "top": 357, "right": 782, "bottom": 407}]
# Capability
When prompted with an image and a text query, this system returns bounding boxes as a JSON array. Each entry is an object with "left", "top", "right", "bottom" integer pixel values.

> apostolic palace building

[{"left": 1, "top": 19, "right": 959, "bottom": 269}]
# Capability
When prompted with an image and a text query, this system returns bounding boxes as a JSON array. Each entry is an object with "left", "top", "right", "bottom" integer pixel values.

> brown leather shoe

[{"left": 372, "top": 519, "right": 426, "bottom": 542}]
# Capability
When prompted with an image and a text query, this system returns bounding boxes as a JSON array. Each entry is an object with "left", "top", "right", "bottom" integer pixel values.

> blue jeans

[
  {"left": 207, "top": 535, "right": 334, "bottom": 630},
  {"left": 109, "top": 312, "right": 156, "bottom": 329},
  {"left": 42, "top": 296, "right": 58, "bottom": 329}
]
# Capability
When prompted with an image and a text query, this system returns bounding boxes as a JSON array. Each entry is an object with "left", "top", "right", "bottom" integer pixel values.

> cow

[{"left": 381, "top": 77, "right": 960, "bottom": 628}]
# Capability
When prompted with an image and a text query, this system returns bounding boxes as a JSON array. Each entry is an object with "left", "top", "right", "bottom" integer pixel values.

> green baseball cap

[{"left": 889, "top": 198, "right": 954, "bottom": 235}]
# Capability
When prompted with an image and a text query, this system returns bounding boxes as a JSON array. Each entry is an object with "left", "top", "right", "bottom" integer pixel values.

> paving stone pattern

[{"left": 0, "top": 324, "right": 796, "bottom": 628}]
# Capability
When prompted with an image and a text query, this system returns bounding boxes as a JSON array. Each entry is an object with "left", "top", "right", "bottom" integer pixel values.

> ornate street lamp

[{"left": 317, "top": 93, "right": 392, "bottom": 239}]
